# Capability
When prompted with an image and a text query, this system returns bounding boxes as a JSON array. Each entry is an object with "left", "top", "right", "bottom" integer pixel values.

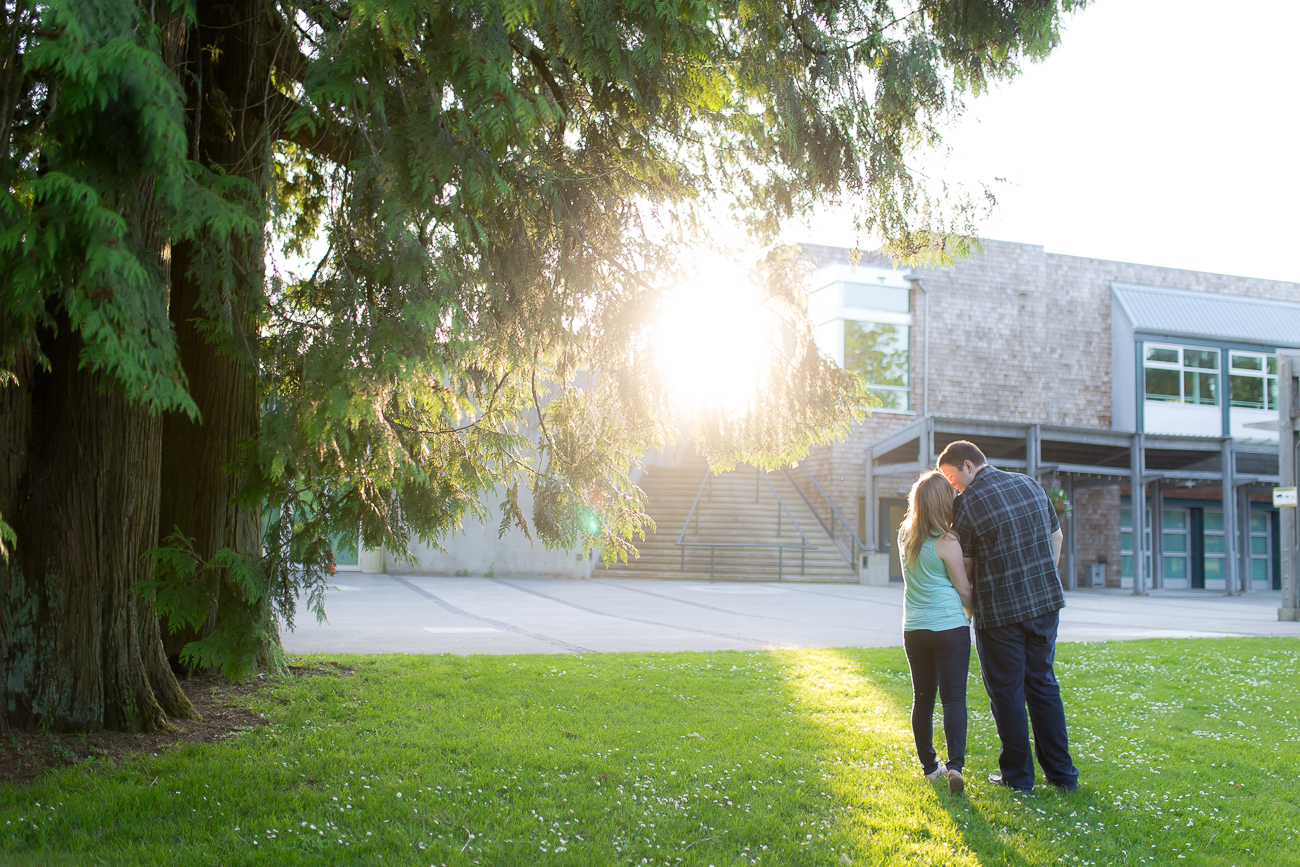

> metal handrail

[
  {"left": 785, "top": 463, "right": 865, "bottom": 569},
  {"left": 676, "top": 469, "right": 713, "bottom": 546},
  {"left": 676, "top": 465, "right": 816, "bottom": 581},
  {"left": 757, "top": 467, "right": 812, "bottom": 546}
]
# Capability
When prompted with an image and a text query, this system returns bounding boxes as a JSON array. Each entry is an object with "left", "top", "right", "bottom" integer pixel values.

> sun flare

[{"left": 651, "top": 261, "right": 778, "bottom": 416}]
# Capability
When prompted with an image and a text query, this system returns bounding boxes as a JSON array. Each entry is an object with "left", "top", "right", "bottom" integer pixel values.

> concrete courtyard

[{"left": 281, "top": 574, "right": 1300, "bottom": 656}]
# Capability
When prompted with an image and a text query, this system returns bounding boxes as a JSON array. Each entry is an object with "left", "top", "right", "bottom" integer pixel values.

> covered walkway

[{"left": 863, "top": 416, "right": 1280, "bottom": 596}]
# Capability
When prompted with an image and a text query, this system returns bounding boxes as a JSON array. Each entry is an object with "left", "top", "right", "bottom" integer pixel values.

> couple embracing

[{"left": 898, "top": 440, "right": 1079, "bottom": 795}]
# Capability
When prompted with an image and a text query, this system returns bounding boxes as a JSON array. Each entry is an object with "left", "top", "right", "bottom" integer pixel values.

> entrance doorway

[{"left": 879, "top": 498, "right": 907, "bottom": 581}]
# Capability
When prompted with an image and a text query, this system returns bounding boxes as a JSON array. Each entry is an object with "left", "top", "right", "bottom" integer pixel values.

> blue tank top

[{"left": 899, "top": 530, "right": 969, "bottom": 632}]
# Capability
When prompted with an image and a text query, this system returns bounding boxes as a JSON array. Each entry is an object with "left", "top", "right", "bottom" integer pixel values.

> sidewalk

[{"left": 280, "top": 575, "right": 1300, "bottom": 656}]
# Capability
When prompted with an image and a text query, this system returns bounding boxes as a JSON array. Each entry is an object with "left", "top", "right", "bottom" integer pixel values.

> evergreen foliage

[{"left": 1, "top": 0, "right": 1084, "bottom": 697}]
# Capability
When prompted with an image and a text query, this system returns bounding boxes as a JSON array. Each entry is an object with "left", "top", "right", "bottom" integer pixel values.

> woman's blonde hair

[{"left": 900, "top": 470, "right": 956, "bottom": 568}]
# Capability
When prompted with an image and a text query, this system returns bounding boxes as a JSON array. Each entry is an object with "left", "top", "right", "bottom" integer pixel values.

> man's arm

[{"left": 1051, "top": 527, "right": 1064, "bottom": 568}]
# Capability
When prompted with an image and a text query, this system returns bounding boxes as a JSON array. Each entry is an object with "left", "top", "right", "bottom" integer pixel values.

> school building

[
  {"left": 356, "top": 238, "right": 1298, "bottom": 618},
  {"left": 790, "top": 239, "right": 1299, "bottom": 600}
]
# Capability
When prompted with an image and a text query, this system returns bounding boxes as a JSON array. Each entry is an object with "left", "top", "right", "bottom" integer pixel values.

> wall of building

[
  {"left": 1073, "top": 486, "right": 1122, "bottom": 587},
  {"left": 390, "top": 481, "right": 586, "bottom": 578},
  {"left": 804, "top": 239, "right": 1300, "bottom": 583}
]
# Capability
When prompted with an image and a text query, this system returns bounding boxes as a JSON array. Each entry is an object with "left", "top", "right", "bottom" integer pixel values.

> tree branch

[
  {"left": 269, "top": 90, "right": 356, "bottom": 165},
  {"left": 509, "top": 36, "right": 567, "bottom": 152}
]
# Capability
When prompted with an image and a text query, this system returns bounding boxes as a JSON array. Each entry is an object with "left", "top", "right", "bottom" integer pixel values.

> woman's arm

[{"left": 935, "top": 535, "right": 972, "bottom": 611}]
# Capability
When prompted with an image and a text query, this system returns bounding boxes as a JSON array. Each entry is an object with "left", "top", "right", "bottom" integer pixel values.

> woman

[{"left": 898, "top": 469, "right": 973, "bottom": 795}]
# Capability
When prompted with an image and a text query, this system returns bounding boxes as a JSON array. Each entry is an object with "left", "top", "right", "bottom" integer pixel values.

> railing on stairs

[
  {"left": 783, "top": 463, "right": 865, "bottom": 573},
  {"left": 676, "top": 466, "right": 815, "bottom": 581}
]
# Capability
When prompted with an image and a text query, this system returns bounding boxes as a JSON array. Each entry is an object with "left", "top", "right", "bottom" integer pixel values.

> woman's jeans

[{"left": 903, "top": 625, "right": 971, "bottom": 775}]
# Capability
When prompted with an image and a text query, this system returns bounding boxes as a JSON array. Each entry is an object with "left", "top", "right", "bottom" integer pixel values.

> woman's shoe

[
  {"left": 947, "top": 769, "right": 964, "bottom": 795},
  {"left": 923, "top": 763, "right": 948, "bottom": 781}
]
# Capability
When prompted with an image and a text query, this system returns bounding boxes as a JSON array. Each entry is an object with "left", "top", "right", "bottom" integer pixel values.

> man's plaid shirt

[{"left": 952, "top": 465, "right": 1064, "bottom": 629}]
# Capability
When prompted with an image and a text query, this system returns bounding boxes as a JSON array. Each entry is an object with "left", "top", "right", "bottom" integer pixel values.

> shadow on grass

[{"left": 769, "top": 646, "right": 1050, "bottom": 866}]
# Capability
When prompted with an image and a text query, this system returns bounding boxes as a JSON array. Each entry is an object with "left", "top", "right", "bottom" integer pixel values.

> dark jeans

[
  {"left": 903, "top": 625, "right": 971, "bottom": 775},
  {"left": 975, "top": 610, "right": 1079, "bottom": 791}
]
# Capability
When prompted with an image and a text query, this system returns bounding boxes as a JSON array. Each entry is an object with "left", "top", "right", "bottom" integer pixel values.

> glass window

[
  {"left": 1202, "top": 508, "right": 1226, "bottom": 585},
  {"left": 1143, "top": 343, "right": 1220, "bottom": 407},
  {"left": 1183, "top": 371, "right": 1218, "bottom": 406},
  {"left": 1120, "top": 504, "right": 1152, "bottom": 582},
  {"left": 1162, "top": 510, "right": 1186, "bottom": 530},
  {"left": 1229, "top": 351, "right": 1279, "bottom": 410},
  {"left": 1162, "top": 533, "right": 1187, "bottom": 553},
  {"left": 1231, "top": 353, "right": 1262, "bottom": 372},
  {"left": 1231, "top": 376, "right": 1264, "bottom": 409},
  {"left": 1163, "top": 557, "right": 1187, "bottom": 579},
  {"left": 845, "top": 321, "right": 909, "bottom": 410},
  {"left": 841, "top": 283, "right": 910, "bottom": 313},
  {"left": 1248, "top": 511, "right": 1272, "bottom": 585},
  {"left": 1145, "top": 368, "right": 1180, "bottom": 401}
]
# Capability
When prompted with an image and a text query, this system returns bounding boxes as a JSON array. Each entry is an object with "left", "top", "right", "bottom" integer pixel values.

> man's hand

[{"left": 1051, "top": 528, "right": 1064, "bottom": 587}]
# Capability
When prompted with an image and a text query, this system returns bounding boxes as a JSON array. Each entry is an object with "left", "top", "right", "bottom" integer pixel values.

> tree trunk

[
  {"left": 157, "top": 0, "right": 275, "bottom": 666},
  {"left": 0, "top": 324, "right": 177, "bottom": 732}
]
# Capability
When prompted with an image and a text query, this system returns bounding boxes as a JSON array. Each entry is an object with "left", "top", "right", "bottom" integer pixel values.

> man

[{"left": 938, "top": 440, "right": 1079, "bottom": 793}]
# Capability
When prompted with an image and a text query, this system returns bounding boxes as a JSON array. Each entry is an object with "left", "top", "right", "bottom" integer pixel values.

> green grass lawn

[{"left": 2, "top": 637, "right": 1298, "bottom": 866}]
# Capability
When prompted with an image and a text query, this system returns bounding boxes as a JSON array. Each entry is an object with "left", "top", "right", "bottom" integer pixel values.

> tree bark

[
  {"left": 0, "top": 324, "right": 172, "bottom": 732},
  {"left": 157, "top": 0, "right": 276, "bottom": 666},
  {"left": 0, "top": 3, "right": 203, "bottom": 731}
]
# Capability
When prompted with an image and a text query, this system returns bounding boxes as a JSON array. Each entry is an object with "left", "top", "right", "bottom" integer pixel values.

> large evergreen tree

[{"left": 0, "top": 0, "right": 1083, "bottom": 731}]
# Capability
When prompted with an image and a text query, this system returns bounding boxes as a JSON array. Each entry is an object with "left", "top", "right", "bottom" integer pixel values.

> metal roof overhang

[
  {"left": 866, "top": 416, "right": 1279, "bottom": 486},
  {"left": 1111, "top": 282, "right": 1300, "bottom": 349}
]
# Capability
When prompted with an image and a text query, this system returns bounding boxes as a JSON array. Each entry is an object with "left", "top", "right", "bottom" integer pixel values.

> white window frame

[
  {"left": 1143, "top": 342, "right": 1220, "bottom": 407},
  {"left": 843, "top": 319, "right": 911, "bottom": 411},
  {"left": 1228, "top": 350, "right": 1279, "bottom": 411},
  {"left": 808, "top": 265, "right": 914, "bottom": 413}
]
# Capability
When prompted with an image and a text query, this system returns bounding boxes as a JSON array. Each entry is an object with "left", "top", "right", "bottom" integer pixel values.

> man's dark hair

[{"left": 937, "top": 440, "right": 987, "bottom": 469}]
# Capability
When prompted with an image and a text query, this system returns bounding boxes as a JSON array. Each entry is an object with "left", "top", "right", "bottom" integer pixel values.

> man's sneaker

[
  {"left": 923, "top": 763, "right": 947, "bottom": 781},
  {"left": 947, "top": 769, "right": 964, "bottom": 795}
]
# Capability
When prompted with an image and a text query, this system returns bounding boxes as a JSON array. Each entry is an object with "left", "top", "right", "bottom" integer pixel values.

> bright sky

[{"left": 786, "top": 0, "right": 1300, "bottom": 285}]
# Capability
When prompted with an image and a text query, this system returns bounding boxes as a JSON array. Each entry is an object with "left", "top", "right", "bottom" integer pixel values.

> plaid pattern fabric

[{"left": 952, "top": 465, "right": 1063, "bottom": 629}]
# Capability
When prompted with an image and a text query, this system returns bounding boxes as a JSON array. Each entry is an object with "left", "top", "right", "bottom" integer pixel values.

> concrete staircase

[{"left": 598, "top": 459, "right": 859, "bottom": 583}]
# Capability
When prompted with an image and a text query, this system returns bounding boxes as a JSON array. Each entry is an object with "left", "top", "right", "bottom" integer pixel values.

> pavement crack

[
  {"left": 589, "top": 580, "right": 794, "bottom": 622},
  {"left": 389, "top": 575, "right": 595, "bottom": 653},
  {"left": 489, "top": 579, "right": 769, "bottom": 647}
]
